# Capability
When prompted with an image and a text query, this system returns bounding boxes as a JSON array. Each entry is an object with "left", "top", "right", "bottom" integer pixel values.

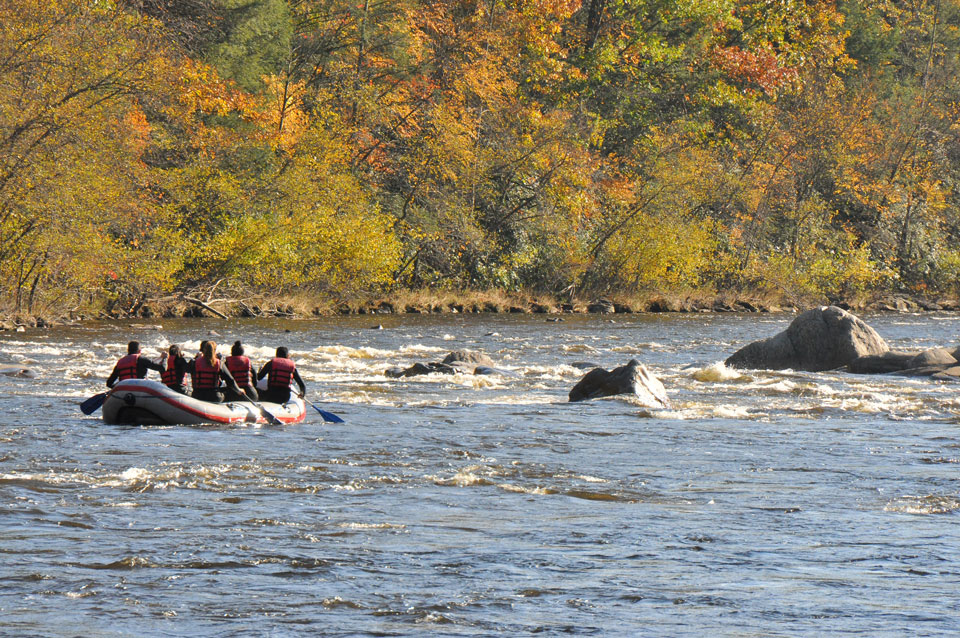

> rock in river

[
  {"left": 725, "top": 306, "right": 889, "bottom": 372},
  {"left": 442, "top": 350, "right": 495, "bottom": 368},
  {"left": 386, "top": 350, "right": 501, "bottom": 378},
  {"left": 0, "top": 366, "right": 36, "bottom": 379},
  {"left": 568, "top": 359, "right": 670, "bottom": 407},
  {"left": 385, "top": 362, "right": 458, "bottom": 378}
]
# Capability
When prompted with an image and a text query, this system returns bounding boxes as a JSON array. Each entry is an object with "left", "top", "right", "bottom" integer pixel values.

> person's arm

[
  {"left": 292, "top": 368, "right": 306, "bottom": 397},
  {"left": 106, "top": 365, "right": 119, "bottom": 388},
  {"left": 184, "top": 358, "right": 196, "bottom": 374},
  {"left": 256, "top": 361, "right": 270, "bottom": 381},
  {"left": 140, "top": 357, "right": 165, "bottom": 374},
  {"left": 175, "top": 357, "right": 187, "bottom": 377}
]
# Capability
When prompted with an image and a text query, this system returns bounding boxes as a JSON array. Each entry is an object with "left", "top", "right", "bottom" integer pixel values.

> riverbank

[{"left": 3, "top": 288, "right": 959, "bottom": 331}]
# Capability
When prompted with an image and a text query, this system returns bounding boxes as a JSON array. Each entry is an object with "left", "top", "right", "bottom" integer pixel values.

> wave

[{"left": 884, "top": 495, "right": 960, "bottom": 515}]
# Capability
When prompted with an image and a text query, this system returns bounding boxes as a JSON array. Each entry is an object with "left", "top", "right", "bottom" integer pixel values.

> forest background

[{"left": 3, "top": 0, "right": 960, "bottom": 319}]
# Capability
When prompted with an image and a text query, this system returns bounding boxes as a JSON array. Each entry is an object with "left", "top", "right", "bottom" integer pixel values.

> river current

[{"left": 1, "top": 312, "right": 960, "bottom": 636}]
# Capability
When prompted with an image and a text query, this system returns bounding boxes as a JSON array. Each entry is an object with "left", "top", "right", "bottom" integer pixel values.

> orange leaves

[
  {"left": 710, "top": 45, "right": 800, "bottom": 95},
  {"left": 707, "top": 1, "right": 851, "bottom": 100},
  {"left": 122, "top": 102, "right": 152, "bottom": 158}
]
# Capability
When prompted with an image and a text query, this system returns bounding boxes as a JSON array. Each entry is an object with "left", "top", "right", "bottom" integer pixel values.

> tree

[{"left": 0, "top": 0, "right": 180, "bottom": 312}]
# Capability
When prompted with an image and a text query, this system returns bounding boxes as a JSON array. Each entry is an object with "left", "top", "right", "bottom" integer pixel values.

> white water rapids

[{"left": 2, "top": 312, "right": 960, "bottom": 636}]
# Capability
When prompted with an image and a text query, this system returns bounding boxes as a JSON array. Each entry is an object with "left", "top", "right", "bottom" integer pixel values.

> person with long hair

[{"left": 186, "top": 341, "right": 242, "bottom": 403}]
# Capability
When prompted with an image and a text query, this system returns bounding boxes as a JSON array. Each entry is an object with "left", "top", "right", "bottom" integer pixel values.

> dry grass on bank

[{"left": 6, "top": 286, "right": 959, "bottom": 327}]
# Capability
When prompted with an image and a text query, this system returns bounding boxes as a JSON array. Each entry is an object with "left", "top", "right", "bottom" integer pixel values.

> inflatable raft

[{"left": 102, "top": 379, "right": 306, "bottom": 425}]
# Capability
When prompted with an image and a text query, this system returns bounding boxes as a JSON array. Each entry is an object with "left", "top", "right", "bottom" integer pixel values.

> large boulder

[
  {"left": 725, "top": 306, "right": 889, "bottom": 372},
  {"left": 568, "top": 359, "right": 670, "bottom": 407}
]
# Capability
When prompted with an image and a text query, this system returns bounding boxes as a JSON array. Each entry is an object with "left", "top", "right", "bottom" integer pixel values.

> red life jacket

[
  {"left": 161, "top": 357, "right": 185, "bottom": 387},
  {"left": 268, "top": 357, "right": 295, "bottom": 388},
  {"left": 115, "top": 353, "right": 140, "bottom": 381},
  {"left": 194, "top": 356, "right": 221, "bottom": 390},
  {"left": 225, "top": 355, "right": 251, "bottom": 387}
]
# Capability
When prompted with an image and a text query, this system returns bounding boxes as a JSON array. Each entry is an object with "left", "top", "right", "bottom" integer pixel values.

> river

[{"left": 1, "top": 311, "right": 959, "bottom": 636}]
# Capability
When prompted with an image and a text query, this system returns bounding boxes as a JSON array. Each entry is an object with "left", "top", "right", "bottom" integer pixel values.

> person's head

[
  {"left": 276, "top": 346, "right": 289, "bottom": 359},
  {"left": 127, "top": 341, "right": 140, "bottom": 354},
  {"left": 168, "top": 344, "right": 181, "bottom": 358},
  {"left": 202, "top": 341, "right": 217, "bottom": 366},
  {"left": 231, "top": 340, "right": 243, "bottom": 356}
]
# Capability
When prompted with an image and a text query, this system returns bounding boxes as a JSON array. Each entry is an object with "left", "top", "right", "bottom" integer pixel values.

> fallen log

[{"left": 182, "top": 296, "right": 229, "bottom": 319}]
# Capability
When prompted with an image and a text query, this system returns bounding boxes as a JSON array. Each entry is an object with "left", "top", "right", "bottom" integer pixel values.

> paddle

[
  {"left": 80, "top": 392, "right": 108, "bottom": 415},
  {"left": 302, "top": 397, "right": 344, "bottom": 423},
  {"left": 253, "top": 401, "right": 282, "bottom": 425}
]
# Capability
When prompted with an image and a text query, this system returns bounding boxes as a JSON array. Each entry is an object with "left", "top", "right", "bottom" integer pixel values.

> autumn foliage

[{"left": 2, "top": 0, "right": 960, "bottom": 313}]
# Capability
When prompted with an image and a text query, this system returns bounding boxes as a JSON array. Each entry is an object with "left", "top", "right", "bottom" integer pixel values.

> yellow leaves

[
  {"left": 603, "top": 210, "right": 719, "bottom": 289},
  {"left": 748, "top": 227, "right": 884, "bottom": 302},
  {"left": 176, "top": 116, "right": 405, "bottom": 293},
  {"left": 177, "top": 59, "right": 253, "bottom": 117},
  {"left": 526, "top": 0, "right": 583, "bottom": 21},
  {"left": 255, "top": 74, "right": 310, "bottom": 151},
  {"left": 0, "top": 0, "right": 197, "bottom": 304}
]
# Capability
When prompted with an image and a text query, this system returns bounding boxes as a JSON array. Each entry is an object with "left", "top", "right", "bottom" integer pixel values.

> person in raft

[
  {"left": 257, "top": 347, "right": 306, "bottom": 404},
  {"left": 106, "top": 341, "right": 165, "bottom": 388},
  {"left": 186, "top": 341, "right": 243, "bottom": 403},
  {"left": 188, "top": 340, "right": 217, "bottom": 390},
  {"left": 224, "top": 340, "right": 258, "bottom": 402},
  {"left": 160, "top": 344, "right": 189, "bottom": 395}
]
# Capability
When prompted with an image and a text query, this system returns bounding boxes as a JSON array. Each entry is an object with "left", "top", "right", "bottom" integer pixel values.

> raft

[{"left": 102, "top": 379, "right": 307, "bottom": 425}]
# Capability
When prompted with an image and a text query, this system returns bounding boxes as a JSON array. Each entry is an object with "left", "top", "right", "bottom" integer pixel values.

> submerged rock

[
  {"left": 386, "top": 350, "right": 500, "bottom": 378},
  {"left": 907, "top": 347, "right": 958, "bottom": 368},
  {"left": 933, "top": 366, "right": 960, "bottom": 381},
  {"left": 442, "top": 350, "right": 495, "bottom": 367},
  {"left": 473, "top": 366, "right": 520, "bottom": 377},
  {"left": 849, "top": 347, "right": 960, "bottom": 377},
  {"left": 568, "top": 359, "right": 670, "bottom": 407},
  {"left": 571, "top": 361, "right": 601, "bottom": 370},
  {"left": 725, "top": 306, "right": 888, "bottom": 372},
  {"left": 897, "top": 365, "right": 955, "bottom": 377},
  {"left": 848, "top": 351, "right": 918, "bottom": 374},
  {"left": 385, "top": 362, "right": 458, "bottom": 378},
  {"left": 0, "top": 366, "right": 36, "bottom": 379}
]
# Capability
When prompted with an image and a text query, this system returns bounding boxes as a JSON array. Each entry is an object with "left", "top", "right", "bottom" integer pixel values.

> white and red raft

[{"left": 102, "top": 379, "right": 306, "bottom": 426}]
